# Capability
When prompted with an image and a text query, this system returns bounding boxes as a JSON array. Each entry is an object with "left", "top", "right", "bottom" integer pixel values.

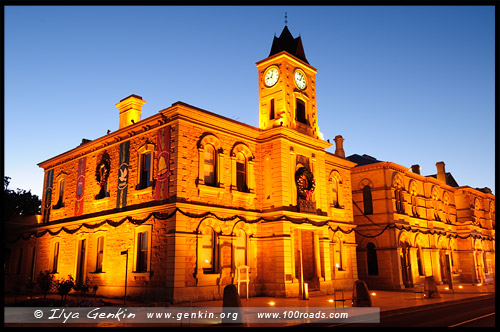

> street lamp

[{"left": 121, "top": 249, "right": 129, "bottom": 305}]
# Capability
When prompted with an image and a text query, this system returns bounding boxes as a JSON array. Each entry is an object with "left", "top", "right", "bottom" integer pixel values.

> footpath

[{"left": 4, "top": 282, "right": 495, "bottom": 327}]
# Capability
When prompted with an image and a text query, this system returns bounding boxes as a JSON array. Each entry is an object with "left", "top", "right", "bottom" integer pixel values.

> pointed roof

[{"left": 269, "top": 26, "right": 309, "bottom": 64}]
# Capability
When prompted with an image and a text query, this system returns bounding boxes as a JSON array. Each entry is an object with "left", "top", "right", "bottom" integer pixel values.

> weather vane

[{"left": 285, "top": 12, "right": 288, "bottom": 26}]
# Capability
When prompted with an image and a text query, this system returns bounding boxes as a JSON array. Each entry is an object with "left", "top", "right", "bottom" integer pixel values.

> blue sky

[{"left": 4, "top": 5, "right": 495, "bottom": 198}]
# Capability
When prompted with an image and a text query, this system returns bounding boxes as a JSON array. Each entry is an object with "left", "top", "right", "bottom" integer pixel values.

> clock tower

[{"left": 256, "top": 26, "right": 320, "bottom": 139}]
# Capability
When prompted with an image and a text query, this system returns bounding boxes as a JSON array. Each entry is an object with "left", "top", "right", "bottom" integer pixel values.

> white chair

[{"left": 236, "top": 265, "right": 250, "bottom": 300}]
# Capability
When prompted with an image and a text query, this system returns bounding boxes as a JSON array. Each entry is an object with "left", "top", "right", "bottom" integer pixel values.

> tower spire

[{"left": 284, "top": 12, "right": 288, "bottom": 26}]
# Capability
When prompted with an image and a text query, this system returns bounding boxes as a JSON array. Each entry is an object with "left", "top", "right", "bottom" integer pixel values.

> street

[{"left": 328, "top": 294, "right": 495, "bottom": 327}]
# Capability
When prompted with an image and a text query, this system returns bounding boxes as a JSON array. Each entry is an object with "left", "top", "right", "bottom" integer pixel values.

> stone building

[
  {"left": 4, "top": 26, "right": 359, "bottom": 302},
  {"left": 348, "top": 154, "right": 495, "bottom": 290}
]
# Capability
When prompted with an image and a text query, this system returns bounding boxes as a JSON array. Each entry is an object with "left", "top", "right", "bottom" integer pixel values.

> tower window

[
  {"left": 270, "top": 99, "right": 275, "bottom": 120},
  {"left": 296, "top": 99, "right": 307, "bottom": 124}
]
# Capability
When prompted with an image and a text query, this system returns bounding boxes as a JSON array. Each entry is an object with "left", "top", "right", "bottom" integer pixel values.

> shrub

[
  {"left": 55, "top": 275, "right": 75, "bottom": 302},
  {"left": 36, "top": 270, "right": 55, "bottom": 299}
]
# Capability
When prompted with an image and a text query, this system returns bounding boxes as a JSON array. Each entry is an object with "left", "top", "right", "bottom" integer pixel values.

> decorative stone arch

[
  {"left": 197, "top": 132, "right": 223, "bottom": 151},
  {"left": 357, "top": 236, "right": 380, "bottom": 250},
  {"left": 437, "top": 235, "right": 449, "bottom": 250},
  {"left": 197, "top": 133, "right": 224, "bottom": 187},
  {"left": 397, "top": 231, "right": 412, "bottom": 247},
  {"left": 414, "top": 233, "right": 427, "bottom": 248},
  {"left": 391, "top": 172, "right": 405, "bottom": 190},
  {"left": 358, "top": 178, "right": 374, "bottom": 191},
  {"left": 431, "top": 185, "right": 441, "bottom": 201}
]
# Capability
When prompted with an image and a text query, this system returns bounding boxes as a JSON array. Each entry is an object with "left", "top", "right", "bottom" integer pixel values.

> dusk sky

[{"left": 5, "top": 5, "right": 495, "bottom": 198}]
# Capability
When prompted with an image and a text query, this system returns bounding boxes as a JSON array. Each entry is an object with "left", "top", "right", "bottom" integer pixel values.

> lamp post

[{"left": 121, "top": 249, "right": 128, "bottom": 305}]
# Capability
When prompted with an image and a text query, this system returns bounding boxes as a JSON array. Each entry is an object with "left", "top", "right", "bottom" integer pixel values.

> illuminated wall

[
  {"left": 350, "top": 161, "right": 495, "bottom": 290},
  {"left": 5, "top": 94, "right": 359, "bottom": 302}
]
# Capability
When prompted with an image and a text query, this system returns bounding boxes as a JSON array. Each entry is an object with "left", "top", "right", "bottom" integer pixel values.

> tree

[{"left": 3, "top": 176, "right": 41, "bottom": 220}]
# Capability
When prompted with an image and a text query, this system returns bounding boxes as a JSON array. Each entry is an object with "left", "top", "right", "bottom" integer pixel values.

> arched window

[
  {"left": 198, "top": 133, "right": 223, "bottom": 188},
  {"left": 204, "top": 144, "right": 216, "bottom": 186},
  {"left": 366, "top": 242, "right": 378, "bottom": 275},
  {"left": 200, "top": 227, "right": 217, "bottom": 273},
  {"left": 54, "top": 175, "right": 66, "bottom": 209},
  {"left": 363, "top": 185, "right": 373, "bottom": 215},
  {"left": 395, "top": 188, "right": 405, "bottom": 214},
  {"left": 234, "top": 229, "right": 247, "bottom": 267},
  {"left": 417, "top": 245, "right": 424, "bottom": 276},
  {"left": 332, "top": 177, "right": 339, "bottom": 208},
  {"left": 333, "top": 236, "right": 344, "bottom": 271}
]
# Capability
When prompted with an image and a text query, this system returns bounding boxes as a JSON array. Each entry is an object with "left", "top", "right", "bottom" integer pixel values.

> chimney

[
  {"left": 334, "top": 135, "right": 345, "bottom": 158},
  {"left": 116, "top": 94, "right": 146, "bottom": 129},
  {"left": 411, "top": 164, "right": 421, "bottom": 175},
  {"left": 436, "top": 161, "right": 446, "bottom": 183}
]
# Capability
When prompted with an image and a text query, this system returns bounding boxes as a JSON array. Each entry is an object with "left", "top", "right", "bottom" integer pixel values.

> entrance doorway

[{"left": 295, "top": 230, "right": 319, "bottom": 291}]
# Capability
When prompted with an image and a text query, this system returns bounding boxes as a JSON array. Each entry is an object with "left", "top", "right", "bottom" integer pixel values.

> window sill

[
  {"left": 195, "top": 269, "right": 220, "bottom": 286},
  {"left": 231, "top": 189, "right": 256, "bottom": 206},
  {"left": 132, "top": 271, "right": 153, "bottom": 281},
  {"left": 198, "top": 183, "right": 225, "bottom": 198},
  {"left": 132, "top": 186, "right": 153, "bottom": 199},
  {"left": 93, "top": 196, "right": 110, "bottom": 210}
]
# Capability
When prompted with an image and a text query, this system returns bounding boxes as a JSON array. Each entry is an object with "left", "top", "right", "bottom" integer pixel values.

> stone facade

[
  {"left": 349, "top": 155, "right": 495, "bottom": 290},
  {"left": 4, "top": 27, "right": 359, "bottom": 303}
]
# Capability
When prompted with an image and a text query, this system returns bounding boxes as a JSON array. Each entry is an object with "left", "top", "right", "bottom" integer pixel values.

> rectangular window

[
  {"left": 137, "top": 232, "right": 149, "bottom": 272},
  {"left": 52, "top": 242, "right": 59, "bottom": 273},
  {"left": 96, "top": 236, "right": 104, "bottom": 273},
  {"left": 270, "top": 99, "right": 275, "bottom": 120},
  {"left": 141, "top": 153, "right": 152, "bottom": 188},
  {"left": 296, "top": 99, "right": 307, "bottom": 124}
]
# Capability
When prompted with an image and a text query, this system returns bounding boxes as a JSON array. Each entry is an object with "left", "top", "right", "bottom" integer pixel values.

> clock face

[
  {"left": 294, "top": 70, "right": 306, "bottom": 90},
  {"left": 264, "top": 67, "right": 279, "bottom": 87}
]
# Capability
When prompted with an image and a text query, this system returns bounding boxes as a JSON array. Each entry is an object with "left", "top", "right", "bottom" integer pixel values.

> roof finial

[{"left": 284, "top": 12, "right": 288, "bottom": 26}]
